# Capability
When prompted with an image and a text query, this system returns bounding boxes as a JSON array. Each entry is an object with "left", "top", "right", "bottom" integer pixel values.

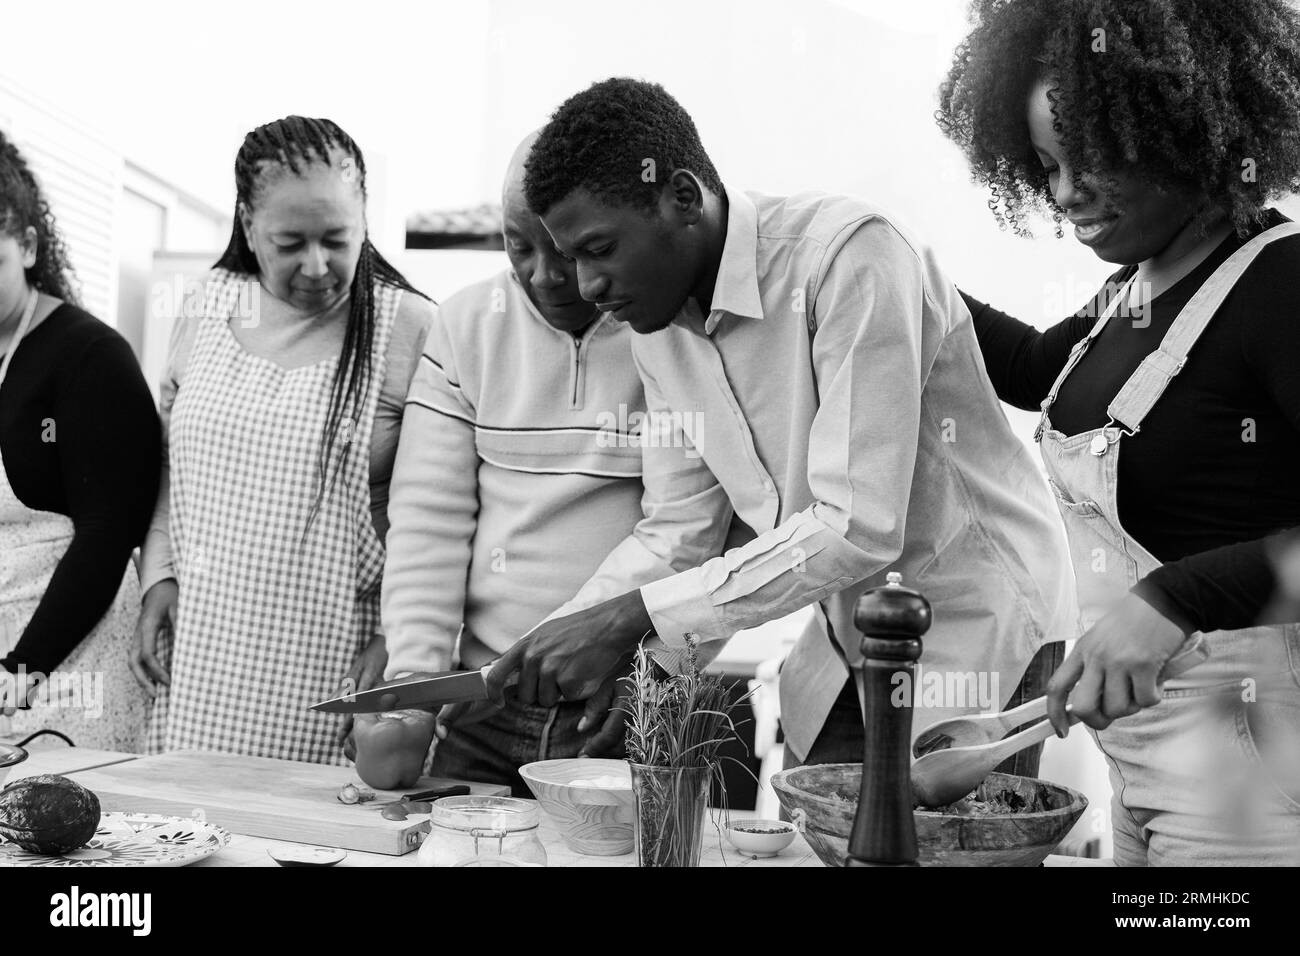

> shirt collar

[
  {"left": 506, "top": 268, "right": 540, "bottom": 321},
  {"left": 703, "top": 185, "right": 764, "bottom": 335}
]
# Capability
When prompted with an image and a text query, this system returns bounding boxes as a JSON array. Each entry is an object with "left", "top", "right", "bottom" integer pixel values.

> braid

[
  {"left": 215, "top": 116, "right": 429, "bottom": 539},
  {"left": 0, "top": 130, "right": 81, "bottom": 304},
  {"left": 305, "top": 239, "right": 374, "bottom": 537}
]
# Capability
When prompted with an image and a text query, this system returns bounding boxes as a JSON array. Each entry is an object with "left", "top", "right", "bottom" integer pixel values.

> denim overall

[{"left": 1035, "top": 222, "right": 1300, "bottom": 865}]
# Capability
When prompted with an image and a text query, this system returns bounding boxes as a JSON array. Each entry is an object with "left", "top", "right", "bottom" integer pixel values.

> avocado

[{"left": 0, "top": 774, "right": 101, "bottom": 854}]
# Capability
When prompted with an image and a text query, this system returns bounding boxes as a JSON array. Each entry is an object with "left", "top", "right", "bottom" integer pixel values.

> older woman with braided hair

[
  {"left": 0, "top": 130, "right": 160, "bottom": 749},
  {"left": 132, "top": 116, "right": 435, "bottom": 764}
]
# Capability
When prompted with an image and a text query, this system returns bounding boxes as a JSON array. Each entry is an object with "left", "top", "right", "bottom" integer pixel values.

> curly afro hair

[
  {"left": 524, "top": 77, "right": 724, "bottom": 217},
  {"left": 936, "top": 0, "right": 1300, "bottom": 237},
  {"left": 0, "top": 130, "right": 80, "bottom": 304}
]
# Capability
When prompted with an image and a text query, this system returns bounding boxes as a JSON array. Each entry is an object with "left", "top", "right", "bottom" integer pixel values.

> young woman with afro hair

[{"left": 939, "top": 0, "right": 1300, "bottom": 864}]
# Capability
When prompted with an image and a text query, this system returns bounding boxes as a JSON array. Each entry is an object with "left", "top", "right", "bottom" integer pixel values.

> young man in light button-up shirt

[{"left": 489, "top": 78, "right": 1076, "bottom": 768}]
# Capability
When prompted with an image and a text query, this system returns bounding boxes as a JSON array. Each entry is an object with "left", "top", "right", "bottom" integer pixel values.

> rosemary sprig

[
  {"left": 619, "top": 644, "right": 751, "bottom": 770},
  {"left": 619, "top": 643, "right": 756, "bottom": 866}
]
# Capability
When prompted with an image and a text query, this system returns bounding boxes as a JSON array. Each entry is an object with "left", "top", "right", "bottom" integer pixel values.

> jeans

[
  {"left": 1095, "top": 634, "right": 1300, "bottom": 867},
  {"left": 430, "top": 686, "right": 619, "bottom": 797}
]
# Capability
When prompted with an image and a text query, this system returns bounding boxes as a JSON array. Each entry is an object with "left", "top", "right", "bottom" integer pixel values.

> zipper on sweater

[
  {"left": 571, "top": 343, "right": 581, "bottom": 408},
  {"left": 569, "top": 318, "right": 599, "bottom": 410}
]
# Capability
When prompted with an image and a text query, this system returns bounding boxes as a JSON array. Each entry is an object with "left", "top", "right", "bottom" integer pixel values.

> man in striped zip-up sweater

[{"left": 355, "top": 134, "right": 647, "bottom": 796}]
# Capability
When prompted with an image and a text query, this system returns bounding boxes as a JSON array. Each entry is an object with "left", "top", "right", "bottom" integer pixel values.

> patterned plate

[{"left": 0, "top": 812, "right": 231, "bottom": 867}]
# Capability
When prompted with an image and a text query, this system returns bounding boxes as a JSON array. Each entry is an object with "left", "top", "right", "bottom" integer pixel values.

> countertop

[
  {"left": 4, "top": 747, "right": 819, "bottom": 868},
  {"left": 3, "top": 746, "right": 1103, "bottom": 867}
]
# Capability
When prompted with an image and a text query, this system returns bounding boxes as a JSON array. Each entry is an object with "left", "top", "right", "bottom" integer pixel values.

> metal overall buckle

[
  {"left": 1089, "top": 418, "right": 1138, "bottom": 457},
  {"left": 1033, "top": 399, "right": 1052, "bottom": 443}
]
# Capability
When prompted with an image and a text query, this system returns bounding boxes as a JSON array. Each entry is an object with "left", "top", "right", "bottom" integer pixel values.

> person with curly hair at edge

[
  {"left": 0, "top": 131, "right": 161, "bottom": 750},
  {"left": 485, "top": 78, "right": 1079, "bottom": 778},
  {"left": 941, "top": 0, "right": 1300, "bottom": 864}
]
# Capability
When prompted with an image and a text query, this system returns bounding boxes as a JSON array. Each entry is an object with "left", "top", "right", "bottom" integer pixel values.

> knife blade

[
  {"left": 311, "top": 664, "right": 496, "bottom": 714},
  {"left": 314, "top": 618, "right": 549, "bottom": 715}
]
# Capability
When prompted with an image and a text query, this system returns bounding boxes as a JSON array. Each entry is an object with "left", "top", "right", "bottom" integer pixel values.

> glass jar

[{"left": 417, "top": 796, "right": 547, "bottom": 867}]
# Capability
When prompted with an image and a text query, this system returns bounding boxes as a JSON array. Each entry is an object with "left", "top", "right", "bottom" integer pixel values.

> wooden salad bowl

[{"left": 772, "top": 765, "right": 1087, "bottom": 867}]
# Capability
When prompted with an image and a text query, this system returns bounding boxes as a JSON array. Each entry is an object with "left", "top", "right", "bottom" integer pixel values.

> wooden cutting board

[
  {"left": 4, "top": 747, "right": 137, "bottom": 785},
  {"left": 68, "top": 750, "right": 510, "bottom": 856}
]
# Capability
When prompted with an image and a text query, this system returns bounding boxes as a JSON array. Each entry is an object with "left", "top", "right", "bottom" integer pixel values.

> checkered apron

[{"left": 144, "top": 268, "right": 397, "bottom": 764}]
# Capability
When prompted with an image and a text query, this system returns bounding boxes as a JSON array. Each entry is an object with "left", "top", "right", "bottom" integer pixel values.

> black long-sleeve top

[
  {"left": 961, "top": 210, "right": 1300, "bottom": 635},
  {"left": 0, "top": 303, "right": 161, "bottom": 674}
]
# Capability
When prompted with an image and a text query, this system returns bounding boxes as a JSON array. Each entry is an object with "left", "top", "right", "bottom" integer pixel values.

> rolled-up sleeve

[
  {"left": 549, "top": 360, "right": 735, "bottom": 617},
  {"left": 545, "top": 358, "right": 736, "bottom": 674},
  {"left": 642, "top": 219, "right": 930, "bottom": 646}
]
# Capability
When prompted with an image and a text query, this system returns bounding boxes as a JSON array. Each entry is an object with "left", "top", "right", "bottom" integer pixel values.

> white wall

[
  {"left": 117, "top": 163, "right": 230, "bottom": 353},
  {"left": 2, "top": 0, "right": 495, "bottom": 220},
  {"left": 0, "top": 75, "right": 121, "bottom": 324},
  {"left": 9, "top": 0, "right": 1295, "bottom": 374},
  {"left": 0, "top": 0, "right": 1124, "bottom": 332},
  {"left": 465, "top": 0, "right": 1126, "bottom": 350},
  {"left": 2, "top": 75, "right": 231, "bottom": 334},
  {"left": 395, "top": 249, "right": 506, "bottom": 304}
]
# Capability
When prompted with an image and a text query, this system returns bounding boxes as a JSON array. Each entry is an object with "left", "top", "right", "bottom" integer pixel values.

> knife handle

[
  {"left": 479, "top": 661, "right": 520, "bottom": 691},
  {"left": 403, "top": 785, "right": 470, "bottom": 801}
]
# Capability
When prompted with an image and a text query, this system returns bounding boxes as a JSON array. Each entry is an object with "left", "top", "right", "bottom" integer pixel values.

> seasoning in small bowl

[{"left": 726, "top": 819, "right": 797, "bottom": 858}]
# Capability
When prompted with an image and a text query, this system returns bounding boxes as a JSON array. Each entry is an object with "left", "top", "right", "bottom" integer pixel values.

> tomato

[{"left": 352, "top": 710, "right": 436, "bottom": 790}]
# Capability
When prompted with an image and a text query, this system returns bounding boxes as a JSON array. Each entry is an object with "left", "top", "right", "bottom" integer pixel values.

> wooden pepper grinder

[{"left": 846, "top": 571, "right": 931, "bottom": 867}]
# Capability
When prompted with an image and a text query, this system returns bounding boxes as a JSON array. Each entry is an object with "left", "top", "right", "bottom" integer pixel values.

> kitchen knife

[
  {"left": 310, "top": 664, "right": 502, "bottom": 714},
  {"left": 313, "top": 618, "right": 549, "bottom": 714},
  {"left": 371, "top": 784, "right": 472, "bottom": 810},
  {"left": 404, "top": 785, "right": 471, "bottom": 801}
]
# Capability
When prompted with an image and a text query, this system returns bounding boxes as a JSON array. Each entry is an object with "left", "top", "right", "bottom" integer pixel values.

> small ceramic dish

[
  {"left": 0, "top": 812, "right": 231, "bottom": 867},
  {"left": 266, "top": 846, "right": 347, "bottom": 867},
  {"left": 725, "top": 819, "right": 797, "bottom": 858}
]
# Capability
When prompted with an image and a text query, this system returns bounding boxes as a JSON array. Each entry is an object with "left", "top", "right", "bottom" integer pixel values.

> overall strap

[
  {"left": 1033, "top": 274, "right": 1136, "bottom": 441},
  {"left": 1108, "top": 221, "right": 1300, "bottom": 433}
]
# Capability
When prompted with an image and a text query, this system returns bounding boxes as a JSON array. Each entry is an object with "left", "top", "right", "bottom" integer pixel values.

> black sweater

[
  {"left": 0, "top": 303, "right": 161, "bottom": 674},
  {"left": 961, "top": 211, "right": 1300, "bottom": 635}
]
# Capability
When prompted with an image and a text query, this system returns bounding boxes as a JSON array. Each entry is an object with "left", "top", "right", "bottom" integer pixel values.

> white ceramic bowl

[
  {"left": 726, "top": 819, "right": 797, "bottom": 858},
  {"left": 518, "top": 758, "right": 635, "bottom": 856},
  {"left": 0, "top": 745, "right": 28, "bottom": 789}
]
